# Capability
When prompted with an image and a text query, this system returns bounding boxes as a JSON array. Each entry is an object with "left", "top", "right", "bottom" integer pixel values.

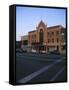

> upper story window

[
  {"left": 56, "top": 31, "right": 59, "bottom": 36},
  {"left": 57, "top": 38, "right": 59, "bottom": 43},
  {"left": 48, "top": 32, "right": 54, "bottom": 37},
  {"left": 52, "top": 38, "right": 54, "bottom": 43},
  {"left": 48, "top": 32, "right": 50, "bottom": 36},
  {"left": 34, "top": 34, "right": 36, "bottom": 38},
  {"left": 52, "top": 32, "right": 54, "bottom": 35}
]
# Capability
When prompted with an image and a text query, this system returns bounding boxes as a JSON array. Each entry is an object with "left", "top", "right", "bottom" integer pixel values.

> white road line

[
  {"left": 50, "top": 67, "right": 65, "bottom": 81},
  {"left": 18, "top": 59, "right": 62, "bottom": 83}
]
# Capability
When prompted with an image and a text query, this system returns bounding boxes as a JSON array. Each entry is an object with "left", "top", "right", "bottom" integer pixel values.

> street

[{"left": 16, "top": 52, "right": 67, "bottom": 84}]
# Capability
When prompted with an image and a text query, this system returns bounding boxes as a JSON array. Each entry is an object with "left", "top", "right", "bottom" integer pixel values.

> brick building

[{"left": 21, "top": 21, "right": 66, "bottom": 53}]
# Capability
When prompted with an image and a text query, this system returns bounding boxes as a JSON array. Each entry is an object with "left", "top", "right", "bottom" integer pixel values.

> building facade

[{"left": 21, "top": 21, "right": 66, "bottom": 53}]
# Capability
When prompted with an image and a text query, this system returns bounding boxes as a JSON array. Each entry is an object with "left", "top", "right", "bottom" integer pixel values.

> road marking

[
  {"left": 50, "top": 67, "right": 65, "bottom": 81},
  {"left": 18, "top": 59, "right": 62, "bottom": 83}
]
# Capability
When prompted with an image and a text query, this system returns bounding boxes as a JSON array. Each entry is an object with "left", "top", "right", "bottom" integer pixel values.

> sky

[{"left": 16, "top": 6, "right": 66, "bottom": 41}]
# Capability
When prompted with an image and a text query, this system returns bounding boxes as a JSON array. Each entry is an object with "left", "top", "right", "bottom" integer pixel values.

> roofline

[
  {"left": 28, "top": 30, "right": 36, "bottom": 33},
  {"left": 28, "top": 25, "right": 65, "bottom": 33},
  {"left": 47, "top": 25, "right": 65, "bottom": 29}
]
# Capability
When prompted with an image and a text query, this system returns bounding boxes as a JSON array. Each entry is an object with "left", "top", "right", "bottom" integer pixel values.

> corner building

[{"left": 28, "top": 21, "right": 66, "bottom": 53}]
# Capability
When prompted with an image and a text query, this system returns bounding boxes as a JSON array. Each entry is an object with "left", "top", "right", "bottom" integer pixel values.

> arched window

[{"left": 39, "top": 29, "right": 43, "bottom": 43}]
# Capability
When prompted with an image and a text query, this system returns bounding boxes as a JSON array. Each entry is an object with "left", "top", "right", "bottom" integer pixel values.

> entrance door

[{"left": 57, "top": 46, "right": 59, "bottom": 51}]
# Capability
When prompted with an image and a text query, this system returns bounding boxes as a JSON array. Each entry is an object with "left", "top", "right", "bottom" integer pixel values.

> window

[
  {"left": 32, "top": 35, "right": 33, "bottom": 38},
  {"left": 34, "top": 35, "right": 36, "bottom": 38},
  {"left": 48, "top": 39, "right": 50, "bottom": 43},
  {"left": 23, "top": 40, "right": 28, "bottom": 45},
  {"left": 31, "top": 35, "right": 34, "bottom": 42},
  {"left": 52, "top": 32, "right": 54, "bottom": 35},
  {"left": 39, "top": 29, "right": 44, "bottom": 43},
  {"left": 34, "top": 34, "right": 36, "bottom": 42},
  {"left": 56, "top": 31, "right": 59, "bottom": 35},
  {"left": 48, "top": 32, "right": 50, "bottom": 36},
  {"left": 57, "top": 38, "right": 59, "bottom": 43},
  {"left": 52, "top": 39, "right": 54, "bottom": 43}
]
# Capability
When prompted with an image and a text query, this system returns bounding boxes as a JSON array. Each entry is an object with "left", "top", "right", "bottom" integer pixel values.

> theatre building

[{"left": 21, "top": 21, "right": 66, "bottom": 54}]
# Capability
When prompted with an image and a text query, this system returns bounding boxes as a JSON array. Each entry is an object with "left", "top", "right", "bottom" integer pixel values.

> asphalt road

[{"left": 16, "top": 52, "right": 67, "bottom": 84}]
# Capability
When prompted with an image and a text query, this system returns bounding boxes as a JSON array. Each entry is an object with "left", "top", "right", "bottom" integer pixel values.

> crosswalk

[
  {"left": 50, "top": 67, "right": 65, "bottom": 82},
  {"left": 18, "top": 59, "right": 63, "bottom": 83}
]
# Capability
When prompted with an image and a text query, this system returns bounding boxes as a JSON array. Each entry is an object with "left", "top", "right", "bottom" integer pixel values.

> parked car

[
  {"left": 41, "top": 51, "right": 46, "bottom": 53},
  {"left": 49, "top": 50, "right": 60, "bottom": 55},
  {"left": 16, "top": 48, "right": 23, "bottom": 53},
  {"left": 31, "top": 49, "right": 37, "bottom": 53}
]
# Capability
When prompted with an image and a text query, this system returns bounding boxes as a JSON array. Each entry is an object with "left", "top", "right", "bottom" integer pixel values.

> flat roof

[
  {"left": 47, "top": 25, "right": 64, "bottom": 29},
  {"left": 21, "top": 35, "right": 28, "bottom": 40}
]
